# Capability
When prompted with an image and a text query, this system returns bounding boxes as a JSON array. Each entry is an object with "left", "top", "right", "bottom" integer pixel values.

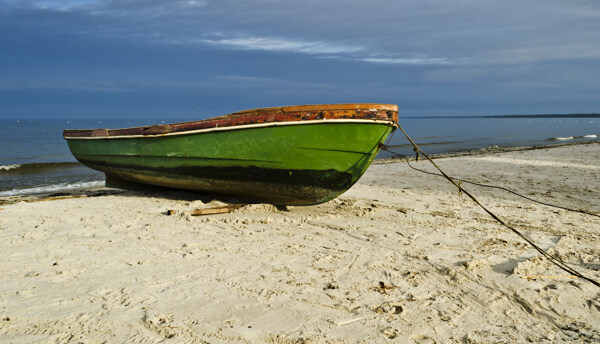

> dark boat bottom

[
  {"left": 102, "top": 170, "right": 351, "bottom": 206},
  {"left": 105, "top": 174, "right": 174, "bottom": 192},
  {"left": 78, "top": 158, "right": 361, "bottom": 205}
]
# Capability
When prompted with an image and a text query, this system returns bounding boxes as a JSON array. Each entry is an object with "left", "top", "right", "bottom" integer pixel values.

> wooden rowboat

[{"left": 63, "top": 103, "right": 398, "bottom": 205}]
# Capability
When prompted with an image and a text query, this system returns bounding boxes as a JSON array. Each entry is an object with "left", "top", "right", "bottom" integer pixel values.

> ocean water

[
  {"left": 0, "top": 117, "right": 598, "bottom": 197},
  {"left": 381, "top": 117, "right": 600, "bottom": 157}
]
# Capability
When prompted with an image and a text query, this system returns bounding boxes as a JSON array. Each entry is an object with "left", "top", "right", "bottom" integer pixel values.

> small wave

[
  {"left": 548, "top": 134, "right": 598, "bottom": 141},
  {"left": 0, "top": 162, "right": 81, "bottom": 174},
  {"left": 0, "top": 164, "right": 21, "bottom": 171},
  {"left": 0, "top": 180, "right": 104, "bottom": 197}
]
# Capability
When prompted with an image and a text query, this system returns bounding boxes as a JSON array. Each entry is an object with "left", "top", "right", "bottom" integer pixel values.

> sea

[{"left": 1, "top": 116, "right": 598, "bottom": 197}]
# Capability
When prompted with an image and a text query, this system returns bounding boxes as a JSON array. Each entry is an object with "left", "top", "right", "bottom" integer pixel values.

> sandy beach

[{"left": 1, "top": 142, "right": 599, "bottom": 343}]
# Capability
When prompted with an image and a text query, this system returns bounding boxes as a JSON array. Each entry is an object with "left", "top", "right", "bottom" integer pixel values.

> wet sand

[{"left": 1, "top": 142, "right": 599, "bottom": 343}]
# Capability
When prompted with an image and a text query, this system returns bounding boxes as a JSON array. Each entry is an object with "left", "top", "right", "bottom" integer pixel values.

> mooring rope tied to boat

[
  {"left": 381, "top": 122, "right": 600, "bottom": 288},
  {"left": 392, "top": 152, "right": 600, "bottom": 219}
]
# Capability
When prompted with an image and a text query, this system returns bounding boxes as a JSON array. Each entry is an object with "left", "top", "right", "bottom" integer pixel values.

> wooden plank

[
  {"left": 63, "top": 103, "right": 398, "bottom": 138},
  {"left": 168, "top": 204, "right": 244, "bottom": 216}
]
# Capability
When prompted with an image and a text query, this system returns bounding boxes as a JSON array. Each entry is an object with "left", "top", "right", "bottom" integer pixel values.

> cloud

[
  {"left": 0, "top": 78, "right": 136, "bottom": 92},
  {"left": 6, "top": 0, "right": 600, "bottom": 66},
  {"left": 2, "top": 0, "right": 600, "bottom": 116},
  {"left": 9, "top": 0, "right": 206, "bottom": 12},
  {"left": 361, "top": 57, "right": 455, "bottom": 66},
  {"left": 216, "top": 75, "right": 337, "bottom": 89},
  {"left": 201, "top": 36, "right": 363, "bottom": 55},
  {"left": 200, "top": 36, "right": 456, "bottom": 65},
  {"left": 5, "top": 0, "right": 102, "bottom": 11}
]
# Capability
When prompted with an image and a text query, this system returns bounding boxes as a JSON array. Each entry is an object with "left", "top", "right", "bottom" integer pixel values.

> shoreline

[
  {"left": 377, "top": 138, "right": 600, "bottom": 163},
  {"left": 1, "top": 140, "right": 598, "bottom": 203},
  {"left": 1, "top": 141, "right": 599, "bottom": 342}
]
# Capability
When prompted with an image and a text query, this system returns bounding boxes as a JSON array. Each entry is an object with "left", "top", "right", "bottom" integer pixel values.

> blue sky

[{"left": 1, "top": 0, "right": 599, "bottom": 118}]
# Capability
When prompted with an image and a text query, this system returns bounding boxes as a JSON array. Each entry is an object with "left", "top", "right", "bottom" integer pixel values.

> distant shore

[{"left": 485, "top": 113, "right": 600, "bottom": 118}]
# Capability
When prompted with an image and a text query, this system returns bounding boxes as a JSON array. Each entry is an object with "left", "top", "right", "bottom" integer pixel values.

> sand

[{"left": 1, "top": 142, "right": 599, "bottom": 343}]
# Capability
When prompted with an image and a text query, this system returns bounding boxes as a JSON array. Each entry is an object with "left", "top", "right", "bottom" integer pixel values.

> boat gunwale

[
  {"left": 230, "top": 103, "right": 398, "bottom": 115},
  {"left": 63, "top": 103, "right": 399, "bottom": 139},
  {"left": 64, "top": 118, "right": 397, "bottom": 140}
]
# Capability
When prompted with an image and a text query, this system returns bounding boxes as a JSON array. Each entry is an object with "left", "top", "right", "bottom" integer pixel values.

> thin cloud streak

[
  {"left": 198, "top": 36, "right": 457, "bottom": 66},
  {"left": 361, "top": 57, "right": 456, "bottom": 66},
  {"left": 216, "top": 75, "right": 337, "bottom": 89},
  {"left": 201, "top": 37, "right": 363, "bottom": 55}
]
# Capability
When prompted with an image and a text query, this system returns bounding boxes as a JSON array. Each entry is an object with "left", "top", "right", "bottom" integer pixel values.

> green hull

[{"left": 67, "top": 122, "right": 394, "bottom": 205}]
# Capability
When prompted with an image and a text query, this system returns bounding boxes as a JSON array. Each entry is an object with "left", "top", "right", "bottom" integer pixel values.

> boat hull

[
  {"left": 66, "top": 121, "right": 394, "bottom": 205},
  {"left": 64, "top": 104, "right": 398, "bottom": 205}
]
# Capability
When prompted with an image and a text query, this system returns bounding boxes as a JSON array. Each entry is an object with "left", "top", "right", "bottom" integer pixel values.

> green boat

[{"left": 63, "top": 103, "right": 398, "bottom": 205}]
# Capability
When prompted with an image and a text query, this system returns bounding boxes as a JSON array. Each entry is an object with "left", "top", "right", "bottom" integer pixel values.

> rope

[
  {"left": 381, "top": 123, "right": 600, "bottom": 288},
  {"left": 386, "top": 149, "right": 600, "bottom": 219}
]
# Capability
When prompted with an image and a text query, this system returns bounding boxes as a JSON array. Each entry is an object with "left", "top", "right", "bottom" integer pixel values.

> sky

[{"left": 1, "top": 0, "right": 599, "bottom": 118}]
